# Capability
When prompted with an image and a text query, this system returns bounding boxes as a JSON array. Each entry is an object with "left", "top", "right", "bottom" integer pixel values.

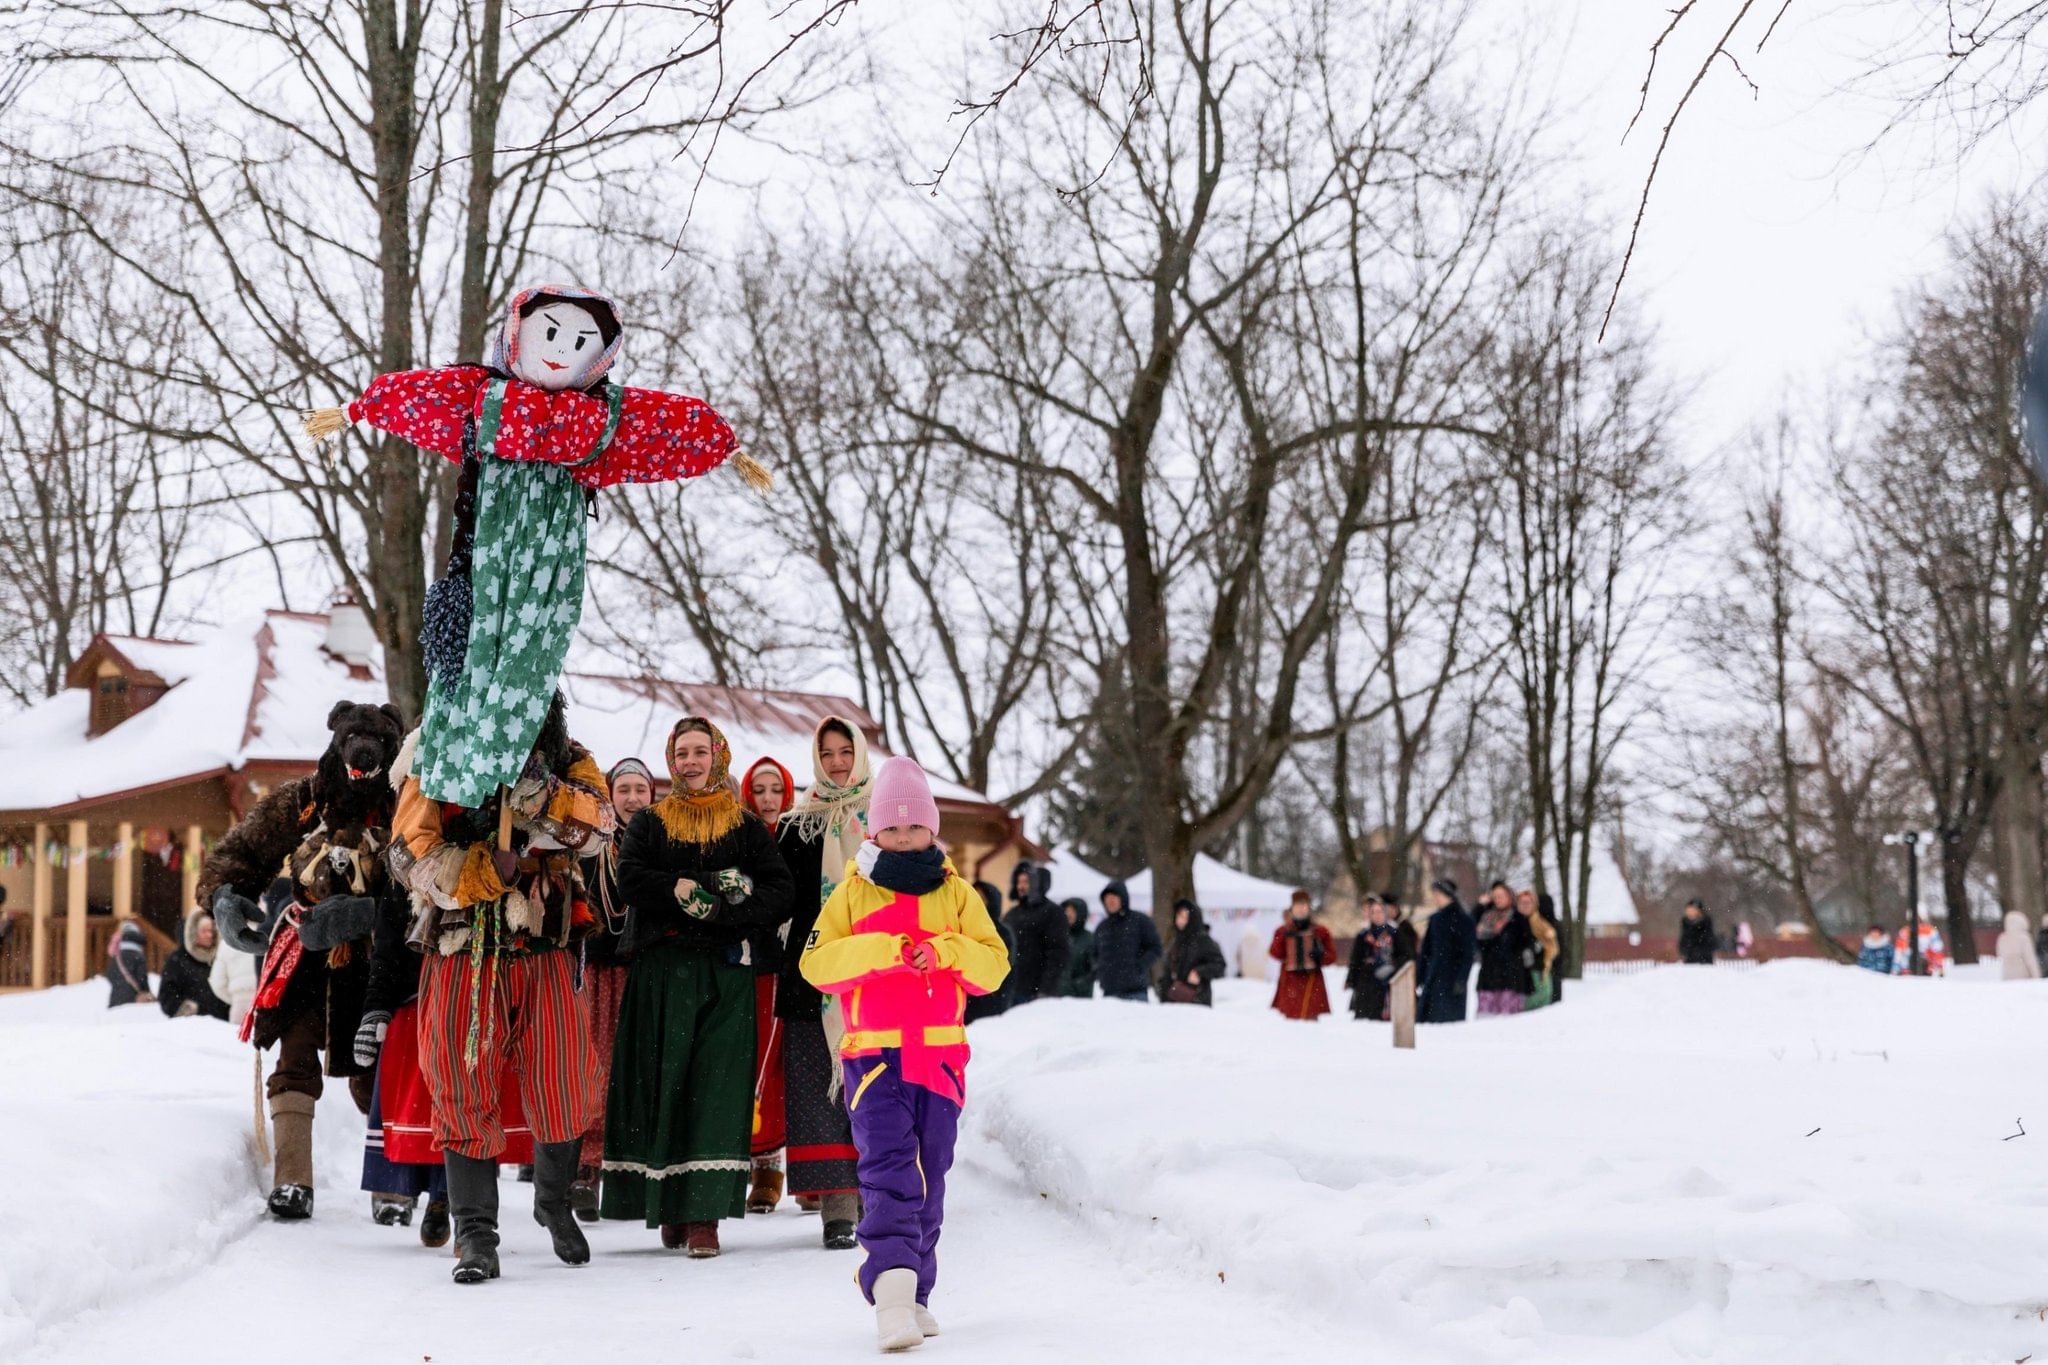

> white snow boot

[
  {"left": 915, "top": 1305, "right": 940, "bottom": 1337},
  {"left": 874, "top": 1268, "right": 925, "bottom": 1352}
]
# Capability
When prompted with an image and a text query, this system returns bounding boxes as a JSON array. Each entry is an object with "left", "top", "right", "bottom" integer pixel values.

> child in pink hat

[{"left": 800, "top": 756, "right": 1010, "bottom": 1352}]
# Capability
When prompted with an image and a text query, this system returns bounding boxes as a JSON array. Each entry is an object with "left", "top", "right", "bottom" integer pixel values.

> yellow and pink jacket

[{"left": 798, "top": 857, "right": 1010, "bottom": 1103}]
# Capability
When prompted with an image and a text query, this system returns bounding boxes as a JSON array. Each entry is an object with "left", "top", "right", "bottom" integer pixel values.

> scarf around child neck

[{"left": 859, "top": 841, "right": 947, "bottom": 896}]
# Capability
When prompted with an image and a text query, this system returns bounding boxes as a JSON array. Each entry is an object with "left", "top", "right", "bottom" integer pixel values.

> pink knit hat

[{"left": 869, "top": 756, "right": 940, "bottom": 833}]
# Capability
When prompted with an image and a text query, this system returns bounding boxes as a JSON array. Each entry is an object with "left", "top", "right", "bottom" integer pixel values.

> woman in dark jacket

[
  {"left": 1474, "top": 882, "right": 1534, "bottom": 1015},
  {"left": 1061, "top": 899, "right": 1095, "bottom": 997},
  {"left": 1345, "top": 896, "right": 1396, "bottom": 1021},
  {"left": 1416, "top": 880, "right": 1476, "bottom": 1024},
  {"left": 1678, "top": 899, "right": 1717, "bottom": 965},
  {"left": 1091, "top": 879, "right": 1162, "bottom": 1001},
  {"left": 602, "top": 717, "right": 793, "bottom": 1258},
  {"left": 159, "top": 912, "right": 230, "bottom": 1020},
  {"left": 1160, "top": 900, "right": 1226, "bottom": 1006}
]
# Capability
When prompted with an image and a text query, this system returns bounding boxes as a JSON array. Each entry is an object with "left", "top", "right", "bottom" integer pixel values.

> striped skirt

[
  {"left": 600, "top": 942, "right": 755, "bottom": 1226},
  {"left": 417, "top": 948, "right": 600, "bottom": 1161}
]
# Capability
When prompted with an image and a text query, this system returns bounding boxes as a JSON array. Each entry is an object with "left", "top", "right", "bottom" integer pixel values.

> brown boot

[
  {"left": 684, "top": 1220, "right": 721, "bottom": 1258},
  {"left": 660, "top": 1222, "right": 687, "bottom": 1250},
  {"left": 267, "top": 1091, "right": 317, "bottom": 1219},
  {"left": 794, "top": 1194, "right": 822, "bottom": 1213},
  {"left": 747, "top": 1160, "right": 784, "bottom": 1215}
]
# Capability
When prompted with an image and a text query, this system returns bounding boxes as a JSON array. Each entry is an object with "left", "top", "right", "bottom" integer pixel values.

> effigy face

[{"left": 511, "top": 299, "right": 610, "bottom": 390}]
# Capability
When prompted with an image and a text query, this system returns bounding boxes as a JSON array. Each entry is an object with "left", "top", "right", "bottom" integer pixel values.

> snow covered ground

[{"left": 4, "top": 963, "right": 2044, "bottom": 1363}]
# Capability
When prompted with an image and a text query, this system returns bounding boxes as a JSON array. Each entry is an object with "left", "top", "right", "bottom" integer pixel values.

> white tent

[
  {"left": 1126, "top": 853, "right": 1301, "bottom": 977},
  {"left": 1042, "top": 847, "right": 1115, "bottom": 909}
]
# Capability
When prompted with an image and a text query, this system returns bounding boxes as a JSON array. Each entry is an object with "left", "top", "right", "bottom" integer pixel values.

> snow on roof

[
  {"left": 1124, "top": 852, "right": 1301, "bottom": 914},
  {"left": 1042, "top": 847, "right": 1114, "bottom": 904},
  {"left": 0, "top": 611, "right": 1015, "bottom": 818},
  {"left": 1518, "top": 833, "right": 1641, "bottom": 926}
]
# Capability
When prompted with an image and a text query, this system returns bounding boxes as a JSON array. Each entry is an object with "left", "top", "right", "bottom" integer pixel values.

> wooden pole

[
  {"left": 182, "top": 826, "right": 203, "bottom": 917},
  {"left": 1391, "top": 962, "right": 1416, "bottom": 1050},
  {"left": 30, "top": 821, "right": 49, "bottom": 991},
  {"left": 497, "top": 785, "right": 513, "bottom": 850},
  {"left": 113, "top": 821, "right": 135, "bottom": 922},
  {"left": 64, "top": 819, "right": 88, "bottom": 985}
]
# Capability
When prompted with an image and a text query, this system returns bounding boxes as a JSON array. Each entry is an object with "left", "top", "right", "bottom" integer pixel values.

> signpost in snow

[{"left": 1391, "top": 963, "right": 1416, "bottom": 1049}]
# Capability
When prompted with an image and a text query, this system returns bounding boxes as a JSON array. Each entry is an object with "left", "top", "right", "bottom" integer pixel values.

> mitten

[
  {"left": 212, "top": 886, "right": 271, "bottom": 955},
  {"left": 353, "top": 1010, "right": 391, "bottom": 1068},
  {"left": 680, "top": 885, "right": 721, "bottom": 920},
  {"left": 297, "top": 894, "right": 379, "bottom": 952},
  {"left": 714, "top": 868, "right": 754, "bottom": 903}
]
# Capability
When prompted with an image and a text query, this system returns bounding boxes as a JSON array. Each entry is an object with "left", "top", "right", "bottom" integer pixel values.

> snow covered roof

[
  {"left": 1042, "top": 847, "right": 1115, "bottom": 904},
  {"left": 0, "top": 610, "right": 1019, "bottom": 821},
  {"left": 1124, "top": 853, "right": 1301, "bottom": 915},
  {"left": 1517, "top": 832, "right": 1641, "bottom": 926}
]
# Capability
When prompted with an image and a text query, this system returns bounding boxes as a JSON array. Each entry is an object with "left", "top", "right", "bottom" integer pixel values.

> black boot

[
  {"left": 266, "top": 1185, "right": 314, "bottom": 1221},
  {"left": 571, "top": 1165, "right": 601, "bottom": 1223},
  {"left": 419, "top": 1197, "right": 451, "bottom": 1249},
  {"left": 531, "top": 1140, "right": 591, "bottom": 1266},
  {"left": 445, "top": 1152, "right": 500, "bottom": 1285}
]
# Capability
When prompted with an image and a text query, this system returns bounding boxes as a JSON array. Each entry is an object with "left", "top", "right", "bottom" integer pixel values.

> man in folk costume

[
  {"left": 603, "top": 718, "right": 793, "bottom": 1257},
  {"left": 200, "top": 701, "right": 408, "bottom": 1220},
  {"left": 303, "top": 283, "right": 762, "bottom": 813},
  {"left": 387, "top": 692, "right": 616, "bottom": 1285},
  {"left": 739, "top": 754, "right": 800, "bottom": 1214},
  {"left": 773, "top": 716, "right": 873, "bottom": 1248},
  {"left": 570, "top": 755, "right": 656, "bottom": 1221},
  {"left": 1269, "top": 890, "right": 1335, "bottom": 1020}
]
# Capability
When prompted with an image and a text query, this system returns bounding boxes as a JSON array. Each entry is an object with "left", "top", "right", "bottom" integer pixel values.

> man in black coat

[
  {"left": 1416, "top": 879, "right": 1477, "bottom": 1024},
  {"left": 1090, "top": 879, "right": 1162, "bottom": 1002},
  {"left": 1678, "top": 899, "right": 1717, "bottom": 965},
  {"left": 964, "top": 882, "right": 1017, "bottom": 1023},
  {"left": 1003, "top": 860, "right": 1069, "bottom": 1005}
]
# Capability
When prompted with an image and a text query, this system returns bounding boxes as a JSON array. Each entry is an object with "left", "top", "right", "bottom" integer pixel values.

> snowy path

[{"left": 6, "top": 964, "right": 2048, "bottom": 1364}]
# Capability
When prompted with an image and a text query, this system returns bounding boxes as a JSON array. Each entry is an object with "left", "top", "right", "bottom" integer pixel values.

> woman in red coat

[{"left": 1270, "top": 890, "right": 1334, "bottom": 1020}]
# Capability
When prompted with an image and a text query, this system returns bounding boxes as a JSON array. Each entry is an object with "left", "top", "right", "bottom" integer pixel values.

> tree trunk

[
  {"left": 1994, "top": 745, "right": 2047, "bottom": 933},
  {"left": 1939, "top": 839, "right": 1980, "bottom": 965}
]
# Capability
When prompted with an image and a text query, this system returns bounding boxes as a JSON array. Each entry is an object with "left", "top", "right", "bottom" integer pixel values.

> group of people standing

[
  {"left": 193, "top": 696, "right": 1010, "bottom": 1351},
  {"left": 1267, "top": 879, "right": 1566, "bottom": 1025},
  {"left": 1017, "top": 870, "right": 1228, "bottom": 1007}
]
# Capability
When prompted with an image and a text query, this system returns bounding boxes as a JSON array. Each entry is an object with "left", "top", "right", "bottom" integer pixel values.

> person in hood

[
  {"left": 773, "top": 715, "right": 872, "bottom": 1247},
  {"left": 1060, "top": 898, "right": 1095, "bottom": 998},
  {"left": 1474, "top": 881, "right": 1534, "bottom": 1015},
  {"left": 739, "top": 753, "right": 798, "bottom": 1215},
  {"left": 1270, "top": 890, "right": 1334, "bottom": 1020},
  {"left": 1091, "top": 879, "right": 1161, "bottom": 1002},
  {"left": 1997, "top": 910, "right": 2040, "bottom": 980},
  {"left": 964, "top": 882, "right": 1018, "bottom": 1023},
  {"left": 799, "top": 757, "right": 1009, "bottom": 1352},
  {"left": 1003, "top": 860, "right": 1069, "bottom": 1005},
  {"left": 1416, "top": 879, "right": 1476, "bottom": 1024},
  {"left": 1678, "top": 899, "right": 1716, "bottom": 966},
  {"left": 1856, "top": 923, "right": 1894, "bottom": 974},
  {"left": 159, "top": 911, "right": 229, "bottom": 1020},
  {"left": 1160, "top": 899, "right": 1226, "bottom": 1006},
  {"left": 104, "top": 919, "right": 152, "bottom": 1008},
  {"left": 602, "top": 717, "right": 793, "bottom": 1261}
]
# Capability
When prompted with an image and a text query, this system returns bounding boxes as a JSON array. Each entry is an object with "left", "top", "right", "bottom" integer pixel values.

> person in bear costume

[{"left": 199, "top": 700, "right": 408, "bottom": 1221}]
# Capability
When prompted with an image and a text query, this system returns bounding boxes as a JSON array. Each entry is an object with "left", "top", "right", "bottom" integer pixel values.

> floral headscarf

[
  {"left": 650, "top": 715, "right": 745, "bottom": 846},
  {"left": 783, "top": 715, "right": 873, "bottom": 894}
]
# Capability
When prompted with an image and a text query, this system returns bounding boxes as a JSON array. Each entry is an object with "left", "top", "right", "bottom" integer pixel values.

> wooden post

[
  {"left": 1391, "top": 962, "right": 1416, "bottom": 1050},
  {"left": 182, "top": 825, "right": 203, "bottom": 917},
  {"left": 113, "top": 821, "right": 135, "bottom": 921},
  {"left": 64, "top": 819, "right": 88, "bottom": 985},
  {"left": 496, "top": 787, "right": 513, "bottom": 851},
  {"left": 30, "top": 821, "right": 50, "bottom": 991}
]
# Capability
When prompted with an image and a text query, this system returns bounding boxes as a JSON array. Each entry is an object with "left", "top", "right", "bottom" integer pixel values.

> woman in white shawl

[{"left": 770, "top": 716, "right": 872, "bottom": 1249}]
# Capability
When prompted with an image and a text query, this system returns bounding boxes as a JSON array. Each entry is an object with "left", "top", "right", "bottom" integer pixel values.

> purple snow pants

[{"left": 843, "top": 1049, "right": 961, "bottom": 1305}]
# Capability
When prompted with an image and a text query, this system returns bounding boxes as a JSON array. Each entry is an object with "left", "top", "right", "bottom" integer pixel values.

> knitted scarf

[{"left": 650, "top": 715, "right": 745, "bottom": 847}]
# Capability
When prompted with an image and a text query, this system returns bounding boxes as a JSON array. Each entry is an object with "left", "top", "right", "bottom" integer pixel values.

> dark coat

[
  {"left": 1417, "top": 899, "right": 1477, "bottom": 1023},
  {"left": 771, "top": 820, "right": 828, "bottom": 1019},
  {"left": 361, "top": 884, "right": 423, "bottom": 1019},
  {"left": 617, "top": 806, "right": 793, "bottom": 960},
  {"left": 1061, "top": 907, "right": 1096, "bottom": 998},
  {"left": 1475, "top": 905, "right": 1534, "bottom": 994},
  {"left": 1003, "top": 861, "right": 1069, "bottom": 1005},
  {"left": 1678, "top": 912, "right": 1717, "bottom": 965},
  {"left": 158, "top": 943, "right": 229, "bottom": 1021},
  {"left": 963, "top": 882, "right": 1016, "bottom": 1023},
  {"left": 1160, "top": 904, "right": 1226, "bottom": 1006},
  {"left": 1091, "top": 901, "right": 1163, "bottom": 997},
  {"left": 1345, "top": 923, "right": 1395, "bottom": 1020},
  {"left": 104, "top": 922, "right": 150, "bottom": 1007}
]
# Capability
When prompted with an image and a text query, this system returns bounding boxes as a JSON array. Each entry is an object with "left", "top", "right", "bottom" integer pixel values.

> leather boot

[
  {"left": 530, "top": 1140, "right": 591, "bottom": 1266},
  {"left": 418, "top": 1197, "right": 451, "bottom": 1249},
  {"left": 571, "top": 1165, "right": 601, "bottom": 1223},
  {"left": 445, "top": 1152, "right": 500, "bottom": 1284},
  {"left": 747, "top": 1159, "right": 785, "bottom": 1214},
  {"left": 266, "top": 1092, "right": 317, "bottom": 1219}
]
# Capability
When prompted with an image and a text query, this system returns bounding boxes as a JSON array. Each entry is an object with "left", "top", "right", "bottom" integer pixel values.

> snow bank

[
  {"left": 0, "top": 983, "right": 357, "bottom": 1355},
  {"left": 965, "top": 964, "right": 2048, "bottom": 1363}
]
